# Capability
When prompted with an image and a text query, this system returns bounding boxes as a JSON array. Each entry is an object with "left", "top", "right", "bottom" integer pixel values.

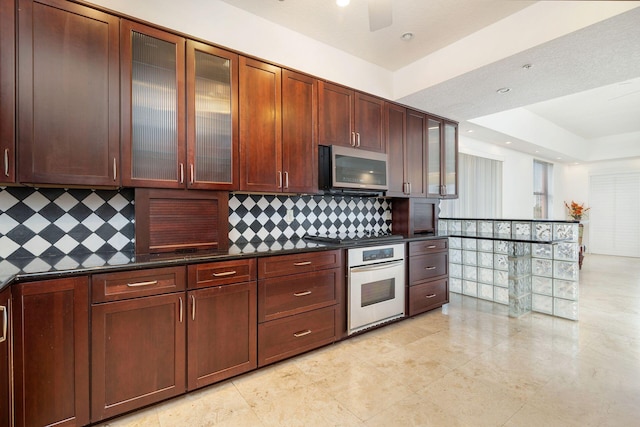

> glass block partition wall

[{"left": 440, "top": 219, "right": 580, "bottom": 320}]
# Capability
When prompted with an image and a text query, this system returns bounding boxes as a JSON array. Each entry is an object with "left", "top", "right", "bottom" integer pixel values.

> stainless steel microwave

[{"left": 318, "top": 145, "right": 388, "bottom": 193}]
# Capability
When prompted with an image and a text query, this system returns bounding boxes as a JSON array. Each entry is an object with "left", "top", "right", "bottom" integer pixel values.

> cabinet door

[
  {"left": 426, "top": 117, "right": 442, "bottom": 198},
  {"left": 443, "top": 121, "right": 458, "bottom": 198},
  {"left": 13, "top": 276, "right": 90, "bottom": 427},
  {"left": 318, "top": 81, "right": 354, "bottom": 148},
  {"left": 187, "top": 41, "right": 239, "bottom": 190},
  {"left": 239, "top": 57, "right": 282, "bottom": 192},
  {"left": 0, "top": 0, "right": 15, "bottom": 183},
  {"left": 17, "top": 0, "right": 119, "bottom": 187},
  {"left": 91, "top": 292, "right": 186, "bottom": 422},
  {"left": 121, "top": 20, "right": 186, "bottom": 188},
  {"left": 405, "top": 109, "right": 427, "bottom": 197},
  {"left": 354, "top": 92, "right": 385, "bottom": 153},
  {"left": 385, "top": 103, "right": 407, "bottom": 197},
  {"left": 187, "top": 281, "right": 257, "bottom": 390},
  {"left": 282, "top": 70, "right": 317, "bottom": 194},
  {"left": 0, "top": 287, "right": 11, "bottom": 426}
]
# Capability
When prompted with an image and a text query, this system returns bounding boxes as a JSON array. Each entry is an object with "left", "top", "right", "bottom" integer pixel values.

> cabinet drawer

[
  {"left": 258, "top": 306, "right": 336, "bottom": 366},
  {"left": 188, "top": 258, "right": 256, "bottom": 289},
  {"left": 409, "top": 278, "right": 448, "bottom": 316},
  {"left": 409, "top": 252, "right": 448, "bottom": 283},
  {"left": 258, "top": 268, "right": 340, "bottom": 323},
  {"left": 409, "top": 238, "right": 448, "bottom": 255},
  {"left": 258, "top": 250, "right": 342, "bottom": 279},
  {"left": 92, "top": 266, "right": 186, "bottom": 303}
]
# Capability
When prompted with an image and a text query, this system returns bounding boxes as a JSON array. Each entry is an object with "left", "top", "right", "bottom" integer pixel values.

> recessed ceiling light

[
  {"left": 496, "top": 87, "right": 511, "bottom": 94},
  {"left": 467, "top": 129, "right": 474, "bottom": 133},
  {"left": 556, "top": 157, "right": 562, "bottom": 160},
  {"left": 400, "top": 32, "right": 414, "bottom": 41},
  {"left": 336, "top": 0, "right": 350, "bottom": 7},
  {"left": 505, "top": 141, "right": 512, "bottom": 145}
]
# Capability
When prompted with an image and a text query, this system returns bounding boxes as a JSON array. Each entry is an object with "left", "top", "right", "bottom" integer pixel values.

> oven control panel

[
  {"left": 363, "top": 247, "right": 395, "bottom": 262},
  {"left": 348, "top": 243, "right": 405, "bottom": 267}
]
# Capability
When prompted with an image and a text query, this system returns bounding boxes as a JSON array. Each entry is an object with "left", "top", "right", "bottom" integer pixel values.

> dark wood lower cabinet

[
  {"left": 0, "top": 287, "right": 11, "bottom": 426},
  {"left": 91, "top": 292, "right": 186, "bottom": 422},
  {"left": 13, "top": 276, "right": 90, "bottom": 427},
  {"left": 187, "top": 282, "right": 257, "bottom": 390}
]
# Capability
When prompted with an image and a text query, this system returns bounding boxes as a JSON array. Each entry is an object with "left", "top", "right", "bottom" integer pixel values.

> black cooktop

[{"left": 303, "top": 231, "right": 404, "bottom": 245}]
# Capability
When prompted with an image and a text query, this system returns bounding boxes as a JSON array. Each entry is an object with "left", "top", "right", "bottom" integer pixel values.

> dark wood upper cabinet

[
  {"left": 318, "top": 81, "right": 385, "bottom": 153},
  {"left": 0, "top": 287, "right": 10, "bottom": 426},
  {"left": 386, "top": 103, "right": 426, "bottom": 197},
  {"left": 385, "top": 103, "right": 407, "bottom": 197},
  {"left": 426, "top": 117, "right": 458, "bottom": 198},
  {"left": 13, "top": 276, "right": 90, "bottom": 427},
  {"left": 0, "top": 0, "right": 15, "bottom": 184},
  {"left": 239, "top": 57, "right": 282, "bottom": 192},
  {"left": 405, "top": 109, "right": 428, "bottom": 197},
  {"left": 17, "top": 0, "right": 120, "bottom": 187},
  {"left": 187, "top": 41, "right": 239, "bottom": 190},
  {"left": 281, "top": 70, "right": 317, "bottom": 194}
]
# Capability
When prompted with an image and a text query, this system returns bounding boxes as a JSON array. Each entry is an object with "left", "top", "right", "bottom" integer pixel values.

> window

[
  {"left": 533, "top": 160, "right": 553, "bottom": 219},
  {"left": 440, "top": 153, "right": 502, "bottom": 218}
]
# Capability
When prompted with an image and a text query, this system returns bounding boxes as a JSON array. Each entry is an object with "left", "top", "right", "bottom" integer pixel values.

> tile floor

[{"left": 101, "top": 254, "right": 640, "bottom": 427}]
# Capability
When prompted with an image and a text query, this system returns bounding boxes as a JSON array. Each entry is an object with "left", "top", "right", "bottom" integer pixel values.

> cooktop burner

[{"left": 303, "top": 231, "right": 403, "bottom": 245}]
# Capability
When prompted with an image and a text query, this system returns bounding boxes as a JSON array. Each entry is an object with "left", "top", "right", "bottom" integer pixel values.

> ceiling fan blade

[{"left": 368, "top": 0, "right": 392, "bottom": 32}]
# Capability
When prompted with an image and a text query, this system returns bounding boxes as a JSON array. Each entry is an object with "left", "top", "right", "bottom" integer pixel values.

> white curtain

[{"left": 440, "top": 153, "right": 503, "bottom": 218}]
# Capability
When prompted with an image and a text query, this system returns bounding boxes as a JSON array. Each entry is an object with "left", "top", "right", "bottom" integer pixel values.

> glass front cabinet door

[
  {"left": 121, "top": 20, "right": 238, "bottom": 189},
  {"left": 426, "top": 117, "right": 458, "bottom": 198}
]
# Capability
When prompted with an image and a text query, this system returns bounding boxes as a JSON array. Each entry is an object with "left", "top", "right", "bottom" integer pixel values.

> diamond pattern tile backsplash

[
  {"left": 0, "top": 187, "right": 135, "bottom": 262},
  {"left": 228, "top": 193, "right": 391, "bottom": 244}
]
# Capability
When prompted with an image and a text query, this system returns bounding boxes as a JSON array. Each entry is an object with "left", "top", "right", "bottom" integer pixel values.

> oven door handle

[{"left": 350, "top": 260, "right": 404, "bottom": 273}]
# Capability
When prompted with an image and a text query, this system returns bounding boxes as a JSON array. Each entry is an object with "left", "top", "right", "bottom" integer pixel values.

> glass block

[
  {"left": 463, "top": 250, "right": 477, "bottom": 266},
  {"left": 463, "top": 265, "right": 477, "bottom": 281},
  {"left": 463, "top": 280, "right": 478, "bottom": 297},
  {"left": 513, "top": 222, "right": 532, "bottom": 239},
  {"left": 534, "top": 222, "right": 552, "bottom": 241},
  {"left": 508, "top": 242, "right": 531, "bottom": 257},
  {"left": 554, "top": 279, "right": 579, "bottom": 300},
  {"left": 510, "top": 293, "right": 532, "bottom": 317},
  {"left": 478, "top": 267, "right": 494, "bottom": 284},
  {"left": 554, "top": 242, "right": 578, "bottom": 261},
  {"left": 509, "top": 256, "right": 531, "bottom": 277},
  {"left": 532, "top": 243, "right": 552, "bottom": 259},
  {"left": 494, "top": 221, "right": 511, "bottom": 237},
  {"left": 477, "top": 239, "right": 493, "bottom": 252},
  {"left": 494, "top": 286, "right": 509, "bottom": 305},
  {"left": 494, "top": 240, "right": 509, "bottom": 254},
  {"left": 463, "top": 238, "right": 477, "bottom": 251},
  {"left": 554, "top": 298, "right": 579, "bottom": 320},
  {"left": 509, "top": 275, "right": 531, "bottom": 298},
  {"left": 532, "top": 294, "right": 553, "bottom": 314},
  {"left": 554, "top": 260, "right": 579, "bottom": 281},
  {"left": 463, "top": 220, "right": 477, "bottom": 234},
  {"left": 478, "top": 221, "right": 493, "bottom": 234},
  {"left": 478, "top": 283, "right": 493, "bottom": 301},
  {"left": 449, "top": 249, "right": 462, "bottom": 264},
  {"left": 449, "top": 237, "right": 462, "bottom": 249},
  {"left": 478, "top": 252, "right": 494, "bottom": 268},
  {"left": 437, "top": 220, "right": 448, "bottom": 233},
  {"left": 554, "top": 223, "right": 578, "bottom": 241},
  {"left": 450, "top": 263, "right": 462, "bottom": 278},
  {"left": 494, "top": 254, "right": 509, "bottom": 271},
  {"left": 494, "top": 270, "right": 509, "bottom": 287},
  {"left": 532, "top": 276, "right": 553, "bottom": 296},
  {"left": 532, "top": 258, "right": 553, "bottom": 277},
  {"left": 450, "top": 277, "right": 462, "bottom": 294},
  {"left": 449, "top": 220, "right": 462, "bottom": 233}
]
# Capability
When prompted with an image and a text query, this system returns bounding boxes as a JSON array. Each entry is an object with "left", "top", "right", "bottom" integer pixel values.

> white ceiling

[{"left": 219, "top": 0, "right": 640, "bottom": 164}]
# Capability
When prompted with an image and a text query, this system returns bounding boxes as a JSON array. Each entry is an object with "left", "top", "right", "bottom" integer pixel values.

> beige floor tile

[
  {"left": 503, "top": 403, "right": 583, "bottom": 427},
  {"left": 364, "top": 392, "right": 470, "bottom": 427},
  {"left": 100, "top": 407, "right": 160, "bottom": 427}
]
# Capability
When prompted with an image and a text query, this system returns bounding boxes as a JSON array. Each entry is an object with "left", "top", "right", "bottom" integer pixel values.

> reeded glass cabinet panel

[
  {"left": 131, "top": 32, "right": 178, "bottom": 181},
  {"left": 188, "top": 42, "right": 238, "bottom": 189},
  {"left": 427, "top": 118, "right": 442, "bottom": 196},
  {"left": 444, "top": 122, "right": 458, "bottom": 197}
]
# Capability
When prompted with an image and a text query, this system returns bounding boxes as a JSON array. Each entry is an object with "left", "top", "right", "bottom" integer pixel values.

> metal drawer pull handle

[
  {"left": 294, "top": 291, "right": 312, "bottom": 297},
  {"left": 4, "top": 149, "right": 9, "bottom": 177},
  {"left": 293, "top": 329, "right": 312, "bottom": 338},
  {"left": 0, "top": 306, "right": 6, "bottom": 343},
  {"left": 294, "top": 261, "right": 312, "bottom": 266},
  {"left": 425, "top": 294, "right": 437, "bottom": 299},
  {"left": 191, "top": 295, "right": 196, "bottom": 321},
  {"left": 179, "top": 297, "right": 183, "bottom": 323},
  {"left": 127, "top": 280, "right": 158, "bottom": 287},
  {"left": 426, "top": 245, "right": 437, "bottom": 249},
  {"left": 212, "top": 271, "right": 237, "bottom": 277},
  {"left": 113, "top": 158, "right": 117, "bottom": 181},
  {"left": 425, "top": 266, "right": 437, "bottom": 270}
]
